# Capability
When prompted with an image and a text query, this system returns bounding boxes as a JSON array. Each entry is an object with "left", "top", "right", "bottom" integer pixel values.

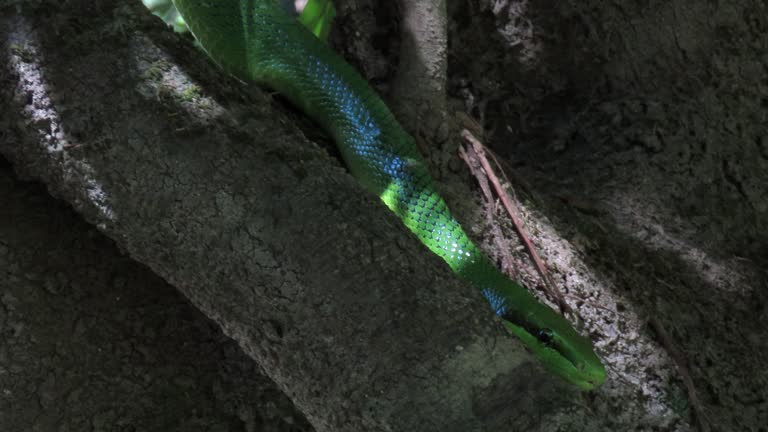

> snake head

[
  {"left": 502, "top": 306, "right": 606, "bottom": 391},
  {"left": 474, "top": 266, "right": 606, "bottom": 390}
]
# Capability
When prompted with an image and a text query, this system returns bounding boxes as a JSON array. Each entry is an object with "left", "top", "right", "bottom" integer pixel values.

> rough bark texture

[
  {"left": 446, "top": 0, "right": 768, "bottom": 431},
  {"left": 0, "top": 158, "right": 313, "bottom": 432},
  {"left": 0, "top": 1, "right": 574, "bottom": 431},
  {"left": 4, "top": 0, "right": 766, "bottom": 430},
  {"left": 389, "top": 0, "right": 450, "bottom": 147},
  {"left": 330, "top": 0, "right": 398, "bottom": 90},
  {"left": 331, "top": 0, "right": 457, "bottom": 169}
]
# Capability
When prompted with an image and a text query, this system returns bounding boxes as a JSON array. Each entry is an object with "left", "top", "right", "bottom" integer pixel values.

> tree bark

[
  {"left": 390, "top": 0, "right": 450, "bottom": 147},
  {"left": 0, "top": 2, "right": 573, "bottom": 431},
  {"left": 448, "top": 0, "right": 768, "bottom": 431},
  {"left": 0, "top": 158, "right": 314, "bottom": 432}
]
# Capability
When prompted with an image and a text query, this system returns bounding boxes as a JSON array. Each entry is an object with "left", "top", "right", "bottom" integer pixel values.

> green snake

[{"left": 165, "top": 0, "right": 606, "bottom": 390}]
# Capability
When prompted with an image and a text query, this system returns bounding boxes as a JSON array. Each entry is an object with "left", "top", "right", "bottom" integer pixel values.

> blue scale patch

[{"left": 481, "top": 287, "right": 508, "bottom": 316}]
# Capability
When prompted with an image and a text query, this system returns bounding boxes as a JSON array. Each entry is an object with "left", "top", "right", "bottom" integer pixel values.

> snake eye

[{"left": 536, "top": 329, "right": 555, "bottom": 347}]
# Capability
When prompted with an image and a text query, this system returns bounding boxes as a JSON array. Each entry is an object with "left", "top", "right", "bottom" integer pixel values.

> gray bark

[
  {"left": 448, "top": 0, "right": 768, "bottom": 431},
  {"left": 0, "top": 158, "right": 313, "bottom": 432},
  {"left": 390, "top": 0, "right": 450, "bottom": 147},
  {"left": 0, "top": 2, "right": 574, "bottom": 431}
]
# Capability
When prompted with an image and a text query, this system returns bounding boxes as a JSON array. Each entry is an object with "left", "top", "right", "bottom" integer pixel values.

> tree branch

[
  {"left": 0, "top": 2, "right": 573, "bottom": 431},
  {"left": 390, "top": 0, "right": 450, "bottom": 146}
]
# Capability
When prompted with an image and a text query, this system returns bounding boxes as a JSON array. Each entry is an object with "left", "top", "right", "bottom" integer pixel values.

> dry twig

[
  {"left": 648, "top": 317, "right": 711, "bottom": 432},
  {"left": 458, "top": 144, "right": 519, "bottom": 276},
  {"left": 460, "top": 129, "right": 570, "bottom": 315}
]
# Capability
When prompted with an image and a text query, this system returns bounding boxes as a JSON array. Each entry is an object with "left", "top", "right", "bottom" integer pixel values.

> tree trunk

[
  {"left": 0, "top": 2, "right": 572, "bottom": 431},
  {"left": 390, "top": 0, "right": 450, "bottom": 146},
  {"left": 0, "top": 157, "right": 315, "bottom": 431},
  {"left": 448, "top": 0, "right": 768, "bottom": 431}
]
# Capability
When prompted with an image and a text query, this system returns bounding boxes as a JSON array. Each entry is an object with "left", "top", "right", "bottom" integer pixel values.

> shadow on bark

[
  {"left": 447, "top": 0, "right": 768, "bottom": 430},
  {"left": 0, "top": 1, "right": 578, "bottom": 431}
]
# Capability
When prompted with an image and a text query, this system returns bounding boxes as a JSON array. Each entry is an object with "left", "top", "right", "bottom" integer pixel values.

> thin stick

[
  {"left": 648, "top": 317, "right": 711, "bottom": 432},
  {"left": 460, "top": 129, "right": 570, "bottom": 315},
  {"left": 458, "top": 145, "right": 519, "bottom": 277},
  {"left": 458, "top": 146, "right": 494, "bottom": 204}
]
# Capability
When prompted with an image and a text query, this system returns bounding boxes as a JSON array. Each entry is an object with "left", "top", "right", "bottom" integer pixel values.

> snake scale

[{"left": 168, "top": 0, "right": 606, "bottom": 390}]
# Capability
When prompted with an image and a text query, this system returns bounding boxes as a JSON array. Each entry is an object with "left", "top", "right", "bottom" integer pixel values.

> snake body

[{"left": 170, "top": 0, "right": 605, "bottom": 390}]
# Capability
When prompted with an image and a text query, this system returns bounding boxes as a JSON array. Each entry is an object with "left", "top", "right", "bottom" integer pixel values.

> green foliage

[
  {"left": 298, "top": 0, "right": 336, "bottom": 42},
  {"left": 142, "top": 0, "right": 188, "bottom": 33},
  {"left": 140, "top": 0, "right": 335, "bottom": 40},
  {"left": 180, "top": 84, "right": 202, "bottom": 102}
]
